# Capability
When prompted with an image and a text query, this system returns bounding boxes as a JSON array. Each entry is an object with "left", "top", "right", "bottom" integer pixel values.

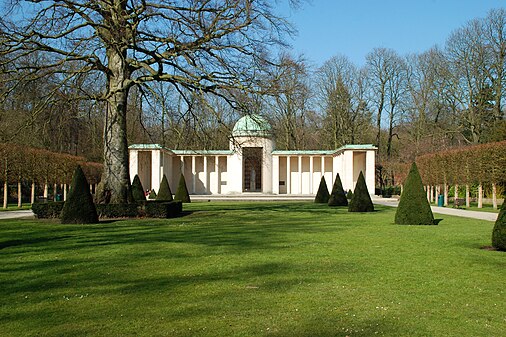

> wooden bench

[{"left": 454, "top": 198, "right": 466, "bottom": 208}]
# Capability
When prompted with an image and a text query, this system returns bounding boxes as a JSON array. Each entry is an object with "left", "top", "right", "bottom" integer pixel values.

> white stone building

[{"left": 129, "top": 114, "right": 377, "bottom": 196}]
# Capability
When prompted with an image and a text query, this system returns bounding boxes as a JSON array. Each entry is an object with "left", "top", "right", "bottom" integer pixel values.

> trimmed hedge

[
  {"left": 31, "top": 202, "right": 64, "bottom": 219},
  {"left": 174, "top": 173, "right": 191, "bottom": 203},
  {"left": 314, "top": 176, "right": 330, "bottom": 203},
  {"left": 328, "top": 173, "right": 348, "bottom": 207},
  {"left": 145, "top": 201, "right": 182, "bottom": 218},
  {"left": 131, "top": 174, "right": 146, "bottom": 202},
  {"left": 348, "top": 171, "right": 374, "bottom": 212},
  {"left": 148, "top": 189, "right": 157, "bottom": 199},
  {"left": 95, "top": 203, "right": 140, "bottom": 218},
  {"left": 346, "top": 189, "right": 353, "bottom": 200},
  {"left": 157, "top": 174, "right": 173, "bottom": 201},
  {"left": 491, "top": 201, "right": 506, "bottom": 251},
  {"left": 61, "top": 165, "right": 99, "bottom": 224},
  {"left": 395, "top": 162, "right": 435, "bottom": 225}
]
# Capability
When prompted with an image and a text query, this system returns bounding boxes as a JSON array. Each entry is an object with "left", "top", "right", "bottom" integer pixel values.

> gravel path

[{"left": 373, "top": 198, "right": 498, "bottom": 222}]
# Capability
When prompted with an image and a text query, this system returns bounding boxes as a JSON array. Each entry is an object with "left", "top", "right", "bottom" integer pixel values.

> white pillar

[
  {"left": 3, "top": 181, "right": 7, "bottom": 209},
  {"left": 31, "top": 182, "right": 35, "bottom": 204},
  {"left": 478, "top": 183, "right": 483, "bottom": 208},
  {"left": 298, "top": 156, "right": 302, "bottom": 194},
  {"left": 17, "top": 181, "right": 22, "bottom": 208},
  {"left": 191, "top": 156, "right": 196, "bottom": 194},
  {"left": 272, "top": 155, "right": 280, "bottom": 194},
  {"left": 215, "top": 156, "right": 220, "bottom": 194},
  {"left": 150, "top": 150, "right": 161, "bottom": 193},
  {"left": 321, "top": 156, "right": 325, "bottom": 178},
  {"left": 286, "top": 156, "right": 291, "bottom": 195},
  {"left": 203, "top": 156, "right": 208, "bottom": 194},
  {"left": 63, "top": 183, "right": 67, "bottom": 201},
  {"left": 309, "top": 156, "right": 314, "bottom": 194}
]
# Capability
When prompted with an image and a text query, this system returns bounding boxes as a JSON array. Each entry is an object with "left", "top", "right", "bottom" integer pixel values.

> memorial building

[{"left": 129, "top": 114, "right": 376, "bottom": 196}]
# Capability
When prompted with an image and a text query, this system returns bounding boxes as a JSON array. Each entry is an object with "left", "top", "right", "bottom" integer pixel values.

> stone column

[
  {"left": 272, "top": 155, "right": 279, "bottom": 195},
  {"left": 286, "top": 156, "right": 291, "bottom": 195},
  {"left": 215, "top": 156, "right": 220, "bottom": 195},
  {"left": 478, "top": 183, "right": 483, "bottom": 208},
  {"left": 298, "top": 156, "right": 302, "bottom": 194},
  {"left": 203, "top": 156, "right": 208, "bottom": 194},
  {"left": 309, "top": 156, "right": 314, "bottom": 194},
  {"left": 191, "top": 156, "right": 196, "bottom": 194}
]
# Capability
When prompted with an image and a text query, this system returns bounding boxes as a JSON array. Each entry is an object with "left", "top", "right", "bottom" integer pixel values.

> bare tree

[
  {"left": 0, "top": 0, "right": 297, "bottom": 203},
  {"left": 366, "top": 48, "right": 393, "bottom": 153},
  {"left": 267, "top": 54, "right": 311, "bottom": 150},
  {"left": 315, "top": 55, "right": 371, "bottom": 149}
]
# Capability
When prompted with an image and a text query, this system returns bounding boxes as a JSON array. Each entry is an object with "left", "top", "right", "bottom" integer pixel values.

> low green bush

[
  {"left": 148, "top": 189, "right": 157, "bottom": 199},
  {"left": 395, "top": 162, "right": 435, "bottom": 225},
  {"left": 31, "top": 202, "right": 64, "bottom": 219},
  {"left": 174, "top": 174, "right": 191, "bottom": 203},
  {"left": 314, "top": 176, "right": 330, "bottom": 203},
  {"left": 346, "top": 189, "right": 353, "bottom": 200},
  {"left": 348, "top": 171, "right": 374, "bottom": 212},
  {"left": 328, "top": 173, "right": 348, "bottom": 207},
  {"left": 95, "top": 203, "right": 140, "bottom": 218},
  {"left": 145, "top": 201, "right": 182, "bottom": 218},
  {"left": 492, "top": 201, "right": 506, "bottom": 251},
  {"left": 61, "top": 165, "right": 99, "bottom": 224},
  {"left": 131, "top": 175, "right": 146, "bottom": 202},
  {"left": 157, "top": 175, "right": 173, "bottom": 201}
]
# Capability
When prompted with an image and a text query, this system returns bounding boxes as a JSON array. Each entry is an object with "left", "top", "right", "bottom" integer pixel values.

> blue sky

[{"left": 277, "top": 0, "right": 506, "bottom": 67}]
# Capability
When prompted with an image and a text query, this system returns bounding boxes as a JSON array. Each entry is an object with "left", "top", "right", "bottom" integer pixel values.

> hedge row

[
  {"left": 0, "top": 143, "right": 102, "bottom": 185},
  {"left": 32, "top": 201, "right": 182, "bottom": 219},
  {"left": 382, "top": 140, "right": 506, "bottom": 186}
]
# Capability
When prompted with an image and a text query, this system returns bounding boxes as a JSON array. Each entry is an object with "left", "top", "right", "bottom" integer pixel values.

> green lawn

[{"left": 1, "top": 202, "right": 504, "bottom": 337}]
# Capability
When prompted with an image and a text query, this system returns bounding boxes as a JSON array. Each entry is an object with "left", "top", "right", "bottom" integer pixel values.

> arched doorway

[{"left": 243, "top": 147, "right": 262, "bottom": 192}]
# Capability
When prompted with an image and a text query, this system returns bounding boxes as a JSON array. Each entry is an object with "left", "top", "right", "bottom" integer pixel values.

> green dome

[{"left": 232, "top": 114, "right": 272, "bottom": 137}]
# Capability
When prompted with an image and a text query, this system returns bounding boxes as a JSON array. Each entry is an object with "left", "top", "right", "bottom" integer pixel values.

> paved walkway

[
  {"left": 373, "top": 198, "right": 498, "bottom": 222},
  {"left": 0, "top": 210, "right": 35, "bottom": 220},
  {"left": 0, "top": 197, "right": 499, "bottom": 222}
]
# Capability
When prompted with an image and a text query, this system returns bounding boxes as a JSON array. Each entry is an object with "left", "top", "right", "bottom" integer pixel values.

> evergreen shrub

[
  {"left": 148, "top": 189, "right": 157, "bottom": 199},
  {"left": 131, "top": 175, "right": 146, "bottom": 202},
  {"left": 32, "top": 202, "right": 64, "bottom": 219},
  {"left": 61, "top": 165, "right": 99, "bottom": 224},
  {"left": 346, "top": 189, "right": 353, "bottom": 200},
  {"left": 174, "top": 174, "right": 191, "bottom": 203},
  {"left": 96, "top": 203, "right": 140, "bottom": 218},
  {"left": 145, "top": 201, "right": 182, "bottom": 218},
  {"left": 314, "top": 176, "right": 330, "bottom": 203},
  {"left": 328, "top": 173, "right": 348, "bottom": 206},
  {"left": 395, "top": 162, "right": 435, "bottom": 225},
  {"left": 157, "top": 174, "right": 173, "bottom": 201},
  {"left": 348, "top": 171, "right": 374, "bottom": 212},
  {"left": 492, "top": 201, "right": 506, "bottom": 251}
]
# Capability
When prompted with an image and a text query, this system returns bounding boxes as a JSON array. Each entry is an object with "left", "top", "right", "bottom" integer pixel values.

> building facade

[{"left": 129, "top": 115, "right": 377, "bottom": 196}]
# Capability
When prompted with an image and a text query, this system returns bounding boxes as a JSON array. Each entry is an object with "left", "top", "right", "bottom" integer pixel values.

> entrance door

[{"left": 243, "top": 147, "right": 262, "bottom": 192}]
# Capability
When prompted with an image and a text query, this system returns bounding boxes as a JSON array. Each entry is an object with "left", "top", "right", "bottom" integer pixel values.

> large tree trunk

[{"left": 96, "top": 47, "right": 132, "bottom": 204}]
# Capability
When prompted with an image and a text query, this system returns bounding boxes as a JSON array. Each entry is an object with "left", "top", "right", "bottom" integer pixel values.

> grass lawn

[{"left": 1, "top": 202, "right": 504, "bottom": 336}]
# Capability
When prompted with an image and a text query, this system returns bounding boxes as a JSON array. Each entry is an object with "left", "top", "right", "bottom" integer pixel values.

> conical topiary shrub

[
  {"left": 348, "top": 171, "right": 374, "bottom": 212},
  {"left": 314, "top": 176, "right": 330, "bottom": 203},
  {"left": 131, "top": 174, "right": 146, "bottom": 202},
  {"left": 328, "top": 173, "right": 348, "bottom": 207},
  {"left": 346, "top": 189, "right": 353, "bottom": 200},
  {"left": 492, "top": 201, "right": 506, "bottom": 251},
  {"left": 61, "top": 165, "right": 99, "bottom": 224},
  {"left": 174, "top": 173, "right": 191, "bottom": 203},
  {"left": 157, "top": 174, "right": 173, "bottom": 201},
  {"left": 148, "top": 189, "right": 157, "bottom": 199},
  {"left": 395, "top": 162, "right": 435, "bottom": 225}
]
